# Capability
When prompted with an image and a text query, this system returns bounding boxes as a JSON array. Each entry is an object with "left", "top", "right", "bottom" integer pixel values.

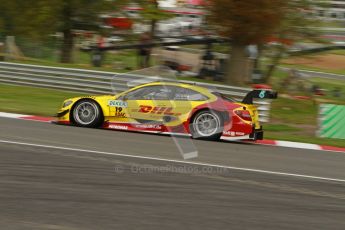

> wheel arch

[
  {"left": 70, "top": 98, "right": 105, "bottom": 126},
  {"left": 188, "top": 108, "right": 228, "bottom": 140},
  {"left": 189, "top": 108, "right": 230, "bottom": 126}
]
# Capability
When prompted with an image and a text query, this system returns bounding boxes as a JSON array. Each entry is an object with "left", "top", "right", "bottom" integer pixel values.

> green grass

[
  {"left": 318, "top": 20, "right": 345, "bottom": 28},
  {"left": 264, "top": 132, "right": 345, "bottom": 148},
  {"left": 264, "top": 122, "right": 345, "bottom": 148},
  {"left": 264, "top": 97, "right": 345, "bottom": 147},
  {"left": 327, "top": 50, "right": 345, "bottom": 56},
  {"left": 270, "top": 97, "right": 318, "bottom": 125},
  {"left": 270, "top": 69, "right": 345, "bottom": 101},
  {"left": 308, "top": 78, "right": 345, "bottom": 102},
  {"left": 281, "top": 63, "right": 345, "bottom": 75},
  {"left": 0, "top": 84, "right": 83, "bottom": 116},
  {"left": 259, "top": 67, "right": 345, "bottom": 147},
  {"left": 9, "top": 50, "right": 139, "bottom": 73},
  {"left": 264, "top": 124, "right": 302, "bottom": 132},
  {"left": 310, "top": 78, "right": 345, "bottom": 97},
  {"left": 281, "top": 50, "right": 345, "bottom": 75}
]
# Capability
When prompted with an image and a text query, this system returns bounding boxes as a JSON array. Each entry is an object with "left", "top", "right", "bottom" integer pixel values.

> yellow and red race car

[{"left": 56, "top": 82, "right": 277, "bottom": 141}]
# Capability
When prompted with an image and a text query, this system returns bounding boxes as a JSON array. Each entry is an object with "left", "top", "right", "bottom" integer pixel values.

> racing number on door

[
  {"left": 114, "top": 107, "right": 127, "bottom": 118},
  {"left": 108, "top": 100, "right": 129, "bottom": 118}
]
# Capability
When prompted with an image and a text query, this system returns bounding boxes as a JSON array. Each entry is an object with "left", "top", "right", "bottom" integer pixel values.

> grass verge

[
  {"left": 281, "top": 63, "right": 345, "bottom": 76},
  {"left": 264, "top": 131, "right": 345, "bottom": 148},
  {"left": 0, "top": 84, "right": 83, "bottom": 116},
  {"left": 266, "top": 97, "right": 345, "bottom": 147},
  {"left": 281, "top": 50, "right": 345, "bottom": 75},
  {"left": 8, "top": 50, "right": 139, "bottom": 73}
]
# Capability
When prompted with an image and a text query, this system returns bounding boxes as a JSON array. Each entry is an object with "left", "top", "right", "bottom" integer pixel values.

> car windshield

[
  {"left": 111, "top": 65, "right": 178, "bottom": 94},
  {"left": 112, "top": 65, "right": 222, "bottom": 101}
]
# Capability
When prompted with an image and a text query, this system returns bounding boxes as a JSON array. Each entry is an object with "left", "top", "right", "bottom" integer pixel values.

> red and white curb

[
  {"left": 1, "top": 112, "right": 344, "bottom": 153},
  {"left": 0, "top": 112, "right": 52, "bottom": 122},
  {"left": 256, "top": 139, "right": 345, "bottom": 153}
]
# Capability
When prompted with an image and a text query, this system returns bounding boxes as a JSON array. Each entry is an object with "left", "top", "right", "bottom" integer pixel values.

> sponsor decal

[
  {"left": 114, "top": 107, "right": 127, "bottom": 118},
  {"left": 134, "top": 124, "right": 162, "bottom": 130},
  {"left": 223, "top": 131, "right": 245, "bottom": 136},
  {"left": 134, "top": 124, "right": 162, "bottom": 129},
  {"left": 223, "top": 131, "right": 234, "bottom": 136},
  {"left": 108, "top": 124, "right": 128, "bottom": 130},
  {"left": 138, "top": 105, "right": 181, "bottom": 116},
  {"left": 138, "top": 105, "right": 153, "bottom": 113},
  {"left": 259, "top": 90, "right": 266, "bottom": 99},
  {"left": 235, "top": 132, "right": 245, "bottom": 136},
  {"left": 108, "top": 100, "right": 128, "bottom": 108}
]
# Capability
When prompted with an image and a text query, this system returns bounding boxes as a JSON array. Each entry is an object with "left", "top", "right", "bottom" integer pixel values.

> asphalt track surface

[{"left": 0, "top": 117, "right": 344, "bottom": 229}]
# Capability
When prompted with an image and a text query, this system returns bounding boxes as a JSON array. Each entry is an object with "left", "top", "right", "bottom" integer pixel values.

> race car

[{"left": 56, "top": 82, "right": 277, "bottom": 141}]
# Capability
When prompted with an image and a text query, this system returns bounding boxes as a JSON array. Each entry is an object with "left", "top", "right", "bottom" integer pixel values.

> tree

[
  {"left": 55, "top": 0, "right": 115, "bottom": 63},
  {"left": 263, "top": 0, "right": 324, "bottom": 83},
  {"left": 136, "top": 0, "right": 173, "bottom": 38},
  {"left": 0, "top": 0, "right": 119, "bottom": 63},
  {"left": 0, "top": 0, "right": 56, "bottom": 40},
  {"left": 143, "top": 0, "right": 160, "bottom": 37},
  {"left": 129, "top": 0, "right": 173, "bottom": 67},
  {"left": 209, "top": 0, "right": 287, "bottom": 86}
]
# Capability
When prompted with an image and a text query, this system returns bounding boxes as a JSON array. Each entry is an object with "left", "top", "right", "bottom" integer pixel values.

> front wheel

[
  {"left": 190, "top": 110, "right": 223, "bottom": 141},
  {"left": 71, "top": 100, "right": 103, "bottom": 128}
]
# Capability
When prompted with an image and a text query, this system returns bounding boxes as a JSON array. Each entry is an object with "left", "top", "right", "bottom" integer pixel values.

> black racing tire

[
  {"left": 190, "top": 110, "right": 223, "bottom": 141},
  {"left": 71, "top": 99, "right": 103, "bottom": 128}
]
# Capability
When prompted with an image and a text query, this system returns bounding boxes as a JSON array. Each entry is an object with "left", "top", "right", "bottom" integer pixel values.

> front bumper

[
  {"left": 54, "top": 109, "right": 71, "bottom": 125},
  {"left": 57, "top": 109, "right": 69, "bottom": 118}
]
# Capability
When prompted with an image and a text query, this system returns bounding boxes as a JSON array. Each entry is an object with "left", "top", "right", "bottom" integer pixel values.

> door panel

[
  {"left": 126, "top": 99, "right": 176, "bottom": 122},
  {"left": 107, "top": 99, "right": 131, "bottom": 122}
]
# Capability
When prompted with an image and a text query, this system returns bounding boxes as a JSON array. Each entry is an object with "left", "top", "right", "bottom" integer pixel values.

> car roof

[
  {"left": 133, "top": 81, "right": 209, "bottom": 92},
  {"left": 116, "top": 81, "right": 219, "bottom": 100}
]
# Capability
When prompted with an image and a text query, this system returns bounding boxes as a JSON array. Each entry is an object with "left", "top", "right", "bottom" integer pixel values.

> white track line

[{"left": 1, "top": 139, "right": 344, "bottom": 183}]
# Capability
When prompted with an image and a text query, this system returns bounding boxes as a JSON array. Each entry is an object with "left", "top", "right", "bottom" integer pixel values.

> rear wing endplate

[{"left": 242, "top": 90, "right": 278, "bottom": 104}]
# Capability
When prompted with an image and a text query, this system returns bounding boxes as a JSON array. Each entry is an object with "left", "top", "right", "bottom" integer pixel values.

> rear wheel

[
  {"left": 190, "top": 110, "right": 223, "bottom": 141},
  {"left": 72, "top": 100, "right": 103, "bottom": 128}
]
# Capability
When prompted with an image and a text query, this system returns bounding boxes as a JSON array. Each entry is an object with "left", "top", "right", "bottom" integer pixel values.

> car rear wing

[{"left": 242, "top": 90, "right": 278, "bottom": 104}]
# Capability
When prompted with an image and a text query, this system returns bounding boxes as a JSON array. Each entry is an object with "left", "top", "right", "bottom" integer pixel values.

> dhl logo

[{"left": 137, "top": 105, "right": 181, "bottom": 116}]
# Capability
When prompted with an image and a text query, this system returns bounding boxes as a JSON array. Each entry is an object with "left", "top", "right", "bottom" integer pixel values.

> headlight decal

[{"left": 63, "top": 100, "right": 73, "bottom": 108}]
